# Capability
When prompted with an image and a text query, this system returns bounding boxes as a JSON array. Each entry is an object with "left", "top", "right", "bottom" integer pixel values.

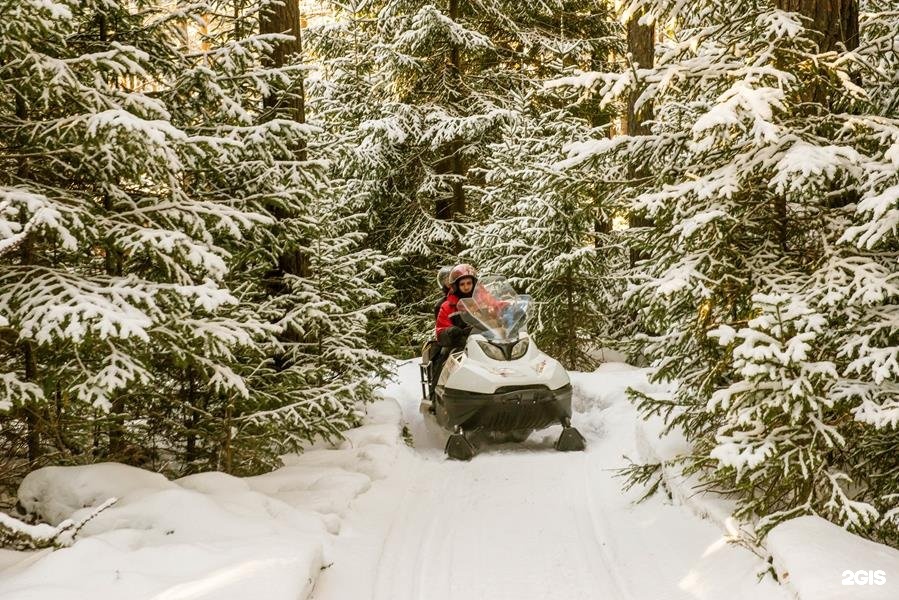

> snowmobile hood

[{"left": 440, "top": 333, "right": 569, "bottom": 394}]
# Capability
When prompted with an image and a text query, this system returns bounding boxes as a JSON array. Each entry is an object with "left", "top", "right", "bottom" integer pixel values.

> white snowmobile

[{"left": 420, "top": 276, "right": 586, "bottom": 460}]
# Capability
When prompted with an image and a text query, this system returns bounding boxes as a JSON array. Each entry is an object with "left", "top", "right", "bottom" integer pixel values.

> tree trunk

[
  {"left": 775, "top": 0, "right": 859, "bottom": 52},
  {"left": 259, "top": 0, "right": 310, "bottom": 286},
  {"left": 260, "top": 0, "right": 306, "bottom": 145},
  {"left": 19, "top": 234, "right": 42, "bottom": 463},
  {"left": 435, "top": 0, "right": 466, "bottom": 223},
  {"left": 95, "top": 15, "right": 129, "bottom": 458},
  {"left": 183, "top": 366, "right": 198, "bottom": 473},
  {"left": 221, "top": 399, "right": 233, "bottom": 474},
  {"left": 772, "top": 1, "right": 860, "bottom": 227},
  {"left": 107, "top": 397, "right": 126, "bottom": 457},
  {"left": 13, "top": 86, "right": 42, "bottom": 463},
  {"left": 22, "top": 340, "right": 40, "bottom": 462},
  {"left": 626, "top": 9, "right": 655, "bottom": 266},
  {"left": 625, "top": 10, "right": 654, "bottom": 137},
  {"left": 591, "top": 51, "right": 612, "bottom": 240},
  {"left": 564, "top": 268, "right": 577, "bottom": 368}
]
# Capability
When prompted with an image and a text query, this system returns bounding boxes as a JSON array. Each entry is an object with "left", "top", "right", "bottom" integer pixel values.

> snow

[
  {"left": 691, "top": 83, "right": 784, "bottom": 143},
  {"left": 757, "top": 10, "right": 804, "bottom": 39},
  {"left": 843, "top": 183, "right": 899, "bottom": 249},
  {"left": 0, "top": 372, "right": 43, "bottom": 411},
  {"left": 311, "top": 361, "right": 789, "bottom": 600},
  {"left": 2, "top": 399, "right": 405, "bottom": 600},
  {"left": 0, "top": 187, "right": 83, "bottom": 254},
  {"left": 394, "top": 5, "right": 493, "bottom": 54},
  {"left": 635, "top": 379, "right": 899, "bottom": 599},
  {"left": 767, "top": 516, "right": 899, "bottom": 599},
  {"left": 23, "top": 0, "right": 72, "bottom": 20},
  {"left": 543, "top": 70, "right": 608, "bottom": 92},
  {"left": 5, "top": 361, "right": 894, "bottom": 599},
  {"left": 769, "top": 141, "right": 862, "bottom": 194},
  {"left": 18, "top": 463, "right": 175, "bottom": 526},
  {"left": 556, "top": 137, "right": 628, "bottom": 169},
  {"left": 0, "top": 513, "right": 58, "bottom": 542}
]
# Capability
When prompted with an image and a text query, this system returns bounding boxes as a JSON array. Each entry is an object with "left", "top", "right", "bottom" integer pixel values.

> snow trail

[{"left": 311, "top": 361, "right": 789, "bottom": 600}]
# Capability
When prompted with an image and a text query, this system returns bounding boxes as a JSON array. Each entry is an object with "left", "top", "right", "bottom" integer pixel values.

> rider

[{"left": 436, "top": 263, "right": 477, "bottom": 349}]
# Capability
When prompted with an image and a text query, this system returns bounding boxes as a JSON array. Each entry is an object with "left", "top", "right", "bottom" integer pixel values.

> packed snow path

[{"left": 311, "top": 361, "right": 789, "bottom": 600}]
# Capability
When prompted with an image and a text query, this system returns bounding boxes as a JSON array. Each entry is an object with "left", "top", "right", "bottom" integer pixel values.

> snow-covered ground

[
  {"left": 3, "top": 360, "right": 898, "bottom": 599},
  {"left": 0, "top": 402, "right": 405, "bottom": 600},
  {"left": 310, "top": 361, "right": 788, "bottom": 600}
]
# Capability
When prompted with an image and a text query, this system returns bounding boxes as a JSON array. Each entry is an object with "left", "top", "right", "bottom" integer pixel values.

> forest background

[{"left": 1, "top": 0, "right": 898, "bottom": 549}]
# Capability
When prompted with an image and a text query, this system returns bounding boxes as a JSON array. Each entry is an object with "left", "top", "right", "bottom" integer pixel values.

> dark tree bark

[
  {"left": 258, "top": 0, "right": 313, "bottom": 380},
  {"left": 592, "top": 48, "right": 613, "bottom": 240},
  {"left": 625, "top": 10, "right": 654, "bottom": 137},
  {"left": 12, "top": 81, "right": 43, "bottom": 463},
  {"left": 182, "top": 366, "right": 199, "bottom": 472},
  {"left": 21, "top": 338, "right": 40, "bottom": 462},
  {"left": 259, "top": 0, "right": 310, "bottom": 283},
  {"left": 773, "top": 1, "right": 860, "bottom": 225},
  {"left": 625, "top": 9, "right": 655, "bottom": 266},
  {"left": 775, "top": 0, "right": 859, "bottom": 52},
  {"left": 435, "top": 0, "right": 466, "bottom": 222},
  {"left": 95, "top": 14, "right": 129, "bottom": 457},
  {"left": 260, "top": 0, "right": 306, "bottom": 127}
]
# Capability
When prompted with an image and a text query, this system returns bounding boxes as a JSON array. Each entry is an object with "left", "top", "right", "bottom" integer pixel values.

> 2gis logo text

[{"left": 841, "top": 570, "right": 887, "bottom": 586}]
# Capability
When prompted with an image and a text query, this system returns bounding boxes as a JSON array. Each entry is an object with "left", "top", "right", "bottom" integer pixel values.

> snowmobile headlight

[
  {"left": 477, "top": 340, "right": 506, "bottom": 361},
  {"left": 510, "top": 339, "right": 529, "bottom": 359}
]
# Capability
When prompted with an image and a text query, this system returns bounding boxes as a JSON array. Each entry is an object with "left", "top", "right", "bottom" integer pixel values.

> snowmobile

[{"left": 420, "top": 276, "right": 586, "bottom": 460}]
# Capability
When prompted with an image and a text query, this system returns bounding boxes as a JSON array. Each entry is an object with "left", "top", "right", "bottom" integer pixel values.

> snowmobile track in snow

[
  {"left": 368, "top": 449, "right": 634, "bottom": 600},
  {"left": 310, "top": 362, "right": 791, "bottom": 600}
]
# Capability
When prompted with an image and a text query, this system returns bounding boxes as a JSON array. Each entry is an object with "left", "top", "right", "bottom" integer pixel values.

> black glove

[
  {"left": 438, "top": 326, "right": 467, "bottom": 348},
  {"left": 437, "top": 326, "right": 457, "bottom": 347}
]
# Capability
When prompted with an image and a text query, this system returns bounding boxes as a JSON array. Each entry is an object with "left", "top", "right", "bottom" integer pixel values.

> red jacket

[
  {"left": 436, "top": 290, "right": 508, "bottom": 335},
  {"left": 435, "top": 292, "right": 461, "bottom": 335}
]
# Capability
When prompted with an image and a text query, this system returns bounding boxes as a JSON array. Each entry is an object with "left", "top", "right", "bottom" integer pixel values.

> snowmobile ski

[
  {"left": 445, "top": 432, "right": 476, "bottom": 461},
  {"left": 555, "top": 426, "right": 587, "bottom": 452}
]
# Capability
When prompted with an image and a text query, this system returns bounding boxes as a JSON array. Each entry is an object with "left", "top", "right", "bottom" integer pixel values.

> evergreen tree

[
  {"left": 305, "top": 1, "right": 421, "bottom": 355},
  {"left": 556, "top": 0, "right": 899, "bottom": 545},
  {"left": 309, "top": 0, "right": 624, "bottom": 352},
  {"left": 470, "top": 93, "right": 626, "bottom": 370},
  {"left": 153, "top": 0, "right": 392, "bottom": 473},
  {"left": 464, "top": 2, "right": 623, "bottom": 369},
  {"left": 0, "top": 0, "right": 274, "bottom": 474},
  {"left": 0, "top": 0, "right": 390, "bottom": 481}
]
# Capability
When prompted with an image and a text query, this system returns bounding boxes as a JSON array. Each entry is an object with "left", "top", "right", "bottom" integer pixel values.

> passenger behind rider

[{"left": 434, "top": 265, "right": 453, "bottom": 320}]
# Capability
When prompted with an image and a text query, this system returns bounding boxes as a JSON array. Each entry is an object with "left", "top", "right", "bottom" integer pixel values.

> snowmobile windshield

[{"left": 457, "top": 276, "right": 530, "bottom": 342}]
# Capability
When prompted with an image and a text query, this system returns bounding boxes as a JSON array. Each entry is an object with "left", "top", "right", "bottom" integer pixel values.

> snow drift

[{"left": 0, "top": 399, "right": 404, "bottom": 600}]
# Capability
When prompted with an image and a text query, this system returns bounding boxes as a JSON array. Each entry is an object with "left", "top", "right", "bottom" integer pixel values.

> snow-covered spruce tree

[
  {"left": 463, "top": 3, "right": 624, "bottom": 370},
  {"left": 555, "top": 0, "right": 899, "bottom": 544},
  {"left": 0, "top": 0, "right": 274, "bottom": 476},
  {"left": 154, "top": 0, "right": 392, "bottom": 473},
  {"left": 308, "top": 1, "right": 626, "bottom": 353},
  {"left": 835, "top": 0, "right": 899, "bottom": 546},
  {"left": 304, "top": 1, "right": 417, "bottom": 356},
  {"left": 469, "top": 93, "right": 626, "bottom": 370},
  {"left": 353, "top": 0, "right": 514, "bottom": 349}
]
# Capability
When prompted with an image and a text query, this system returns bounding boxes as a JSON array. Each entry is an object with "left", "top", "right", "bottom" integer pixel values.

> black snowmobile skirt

[{"left": 436, "top": 384, "right": 572, "bottom": 432}]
